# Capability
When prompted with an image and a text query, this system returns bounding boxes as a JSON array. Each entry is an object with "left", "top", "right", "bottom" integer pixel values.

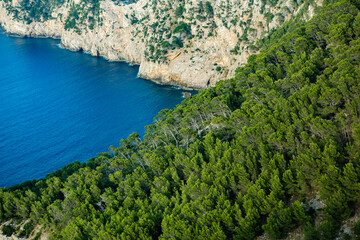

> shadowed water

[{"left": 0, "top": 32, "right": 186, "bottom": 187}]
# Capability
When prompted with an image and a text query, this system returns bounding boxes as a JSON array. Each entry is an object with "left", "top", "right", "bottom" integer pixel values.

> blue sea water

[{"left": 0, "top": 32, "right": 186, "bottom": 187}]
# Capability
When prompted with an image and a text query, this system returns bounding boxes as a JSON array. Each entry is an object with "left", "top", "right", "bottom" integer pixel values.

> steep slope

[
  {"left": 1, "top": 0, "right": 360, "bottom": 239},
  {"left": 0, "top": 0, "right": 319, "bottom": 89}
]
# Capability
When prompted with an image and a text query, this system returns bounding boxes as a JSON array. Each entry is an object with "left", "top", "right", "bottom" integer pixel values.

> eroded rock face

[{"left": 0, "top": 0, "right": 320, "bottom": 89}]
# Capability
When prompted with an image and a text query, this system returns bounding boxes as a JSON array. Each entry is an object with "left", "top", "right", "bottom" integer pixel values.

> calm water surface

[{"left": 0, "top": 32, "right": 186, "bottom": 187}]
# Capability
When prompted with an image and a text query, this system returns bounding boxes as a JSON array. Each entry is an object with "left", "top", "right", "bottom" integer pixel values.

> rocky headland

[{"left": 0, "top": 0, "right": 319, "bottom": 89}]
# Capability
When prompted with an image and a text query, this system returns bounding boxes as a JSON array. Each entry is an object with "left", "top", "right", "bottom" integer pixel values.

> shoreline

[
  {"left": 0, "top": 26, "right": 199, "bottom": 91},
  {"left": 0, "top": 0, "right": 316, "bottom": 91},
  {"left": 0, "top": 27, "right": 194, "bottom": 188},
  {"left": 0, "top": 0, "right": 239, "bottom": 90}
]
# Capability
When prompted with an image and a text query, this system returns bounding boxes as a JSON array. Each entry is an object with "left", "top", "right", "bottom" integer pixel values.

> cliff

[{"left": 0, "top": 0, "right": 319, "bottom": 89}]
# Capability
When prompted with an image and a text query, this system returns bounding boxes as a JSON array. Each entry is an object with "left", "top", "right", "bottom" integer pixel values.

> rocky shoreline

[{"left": 0, "top": 0, "right": 318, "bottom": 90}]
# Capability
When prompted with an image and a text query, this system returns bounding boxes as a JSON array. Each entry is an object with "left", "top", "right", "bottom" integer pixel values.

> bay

[{"left": 0, "top": 32, "right": 186, "bottom": 187}]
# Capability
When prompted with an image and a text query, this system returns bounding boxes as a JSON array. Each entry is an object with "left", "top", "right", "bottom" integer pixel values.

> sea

[{"left": 0, "top": 31, "right": 187, "bottom": 187}]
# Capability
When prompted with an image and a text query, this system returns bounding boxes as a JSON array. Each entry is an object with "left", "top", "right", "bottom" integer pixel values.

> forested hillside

[{"left": 1, "top": 0, "right": 360, "bottom": 239}]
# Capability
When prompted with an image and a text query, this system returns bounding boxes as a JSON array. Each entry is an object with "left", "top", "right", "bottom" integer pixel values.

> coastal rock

[
  {"left": 0, "top": 0, "right": 320, "bottom": 89},
  {"left": 182, "top": 92, "right": 192, "bottom": 98}
]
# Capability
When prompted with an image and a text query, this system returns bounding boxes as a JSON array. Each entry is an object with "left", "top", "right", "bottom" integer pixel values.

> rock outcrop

[{"left": 0, "top": 0, "right": 319, "bottom": 89}]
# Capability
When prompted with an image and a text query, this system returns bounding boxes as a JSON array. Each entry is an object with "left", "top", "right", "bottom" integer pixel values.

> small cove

[{"left": 0, "top": 31, "right": 188, "bottom": 187}]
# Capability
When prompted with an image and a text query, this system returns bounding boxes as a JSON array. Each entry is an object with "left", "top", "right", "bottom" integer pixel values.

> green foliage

[
  {"left": 16, "top": 0, "right": 65, "bottom": 23},
  {"left": 1, "top": 224, "right": 15, "bottom": 237},
  {"left": 19, "top": 221, "right": 35, "bottom": 238},
  {"left": 262, "top": 201, "right": 293, "bottom": 239},
  {"left": 264, "top": 12, "right": 274, "bottom": 24},
  {"left": 175, "top": 5, "right": 185, "bottom": 17},
  {"left": 8, "top": 0, "right": 102, "bottom": 29},
  {"left": 230, "top": 45, "right": 240, "bottom": 54},
  {"left": 173, "top": 22, "right": 191, "bottom": 35},
  {"left": 205, "top": 1, "right": 214, "bottom": 18},
  {"left": 172, "top": 36, "right": 184, "bottom": 48},
  {"left": 353, "top": 221, "right": 360, "bottom": 239},
  {"left": 1, "top": 0, "right": 360, "bottom": 239}
]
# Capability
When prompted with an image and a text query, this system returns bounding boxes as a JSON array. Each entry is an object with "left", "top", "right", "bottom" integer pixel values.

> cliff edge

[{"left": 0, "top": 0, "right": 319, "bottom": 89}]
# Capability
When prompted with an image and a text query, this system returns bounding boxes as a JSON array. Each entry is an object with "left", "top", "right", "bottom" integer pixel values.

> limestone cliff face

[{"left": 0, "top": 0, "right": 319, "bottom": 89}]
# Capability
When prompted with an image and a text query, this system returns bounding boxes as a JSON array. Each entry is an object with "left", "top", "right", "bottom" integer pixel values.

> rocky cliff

[{"left": 0, "top": 0, "right": 319, "bottom": 89}]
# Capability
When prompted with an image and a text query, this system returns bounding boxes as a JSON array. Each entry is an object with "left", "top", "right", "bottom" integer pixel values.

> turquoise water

[{"left": 0, "top": 32, "right": 185, "bottom": 187}]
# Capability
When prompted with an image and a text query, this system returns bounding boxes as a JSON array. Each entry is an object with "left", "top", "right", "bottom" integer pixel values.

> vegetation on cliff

[
  {"left": 1, "top": 0, "right": 319, "bottom": 85},
  {"left": 1, "top": 0, "right": 360, "bottom": 239}
]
